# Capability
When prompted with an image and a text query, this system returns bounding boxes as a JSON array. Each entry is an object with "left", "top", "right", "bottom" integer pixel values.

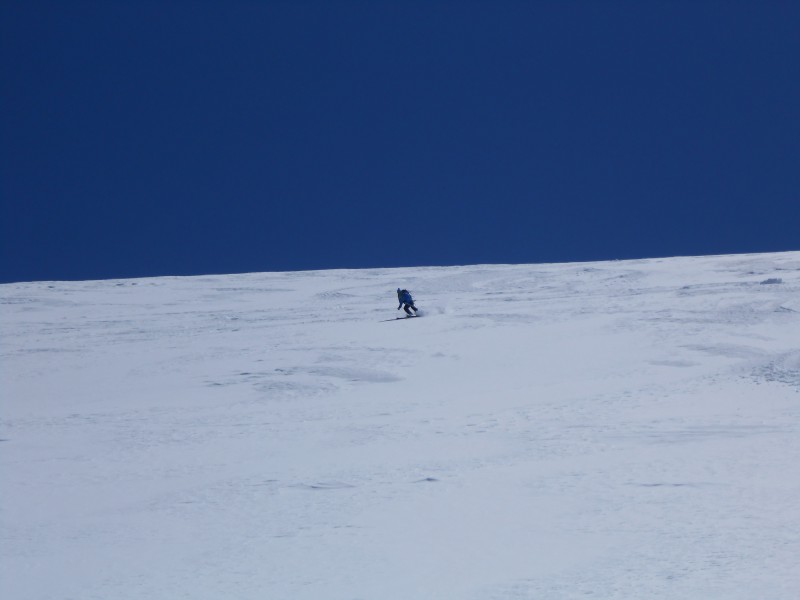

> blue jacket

[{"left": 397, "top": 289, "right": 414, "bottom": 306}]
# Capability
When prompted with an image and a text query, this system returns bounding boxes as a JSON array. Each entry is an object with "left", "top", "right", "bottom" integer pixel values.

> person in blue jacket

[{"left": 397, "top": 288, "right": 418, "bottom": 316}]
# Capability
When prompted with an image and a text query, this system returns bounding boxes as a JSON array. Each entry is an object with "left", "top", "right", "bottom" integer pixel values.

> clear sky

[{"left": 2, "top": 1, "right": 798, "bottom": 283}]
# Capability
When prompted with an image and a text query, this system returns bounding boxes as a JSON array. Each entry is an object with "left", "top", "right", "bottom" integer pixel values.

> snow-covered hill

[{"left": 2, "top": 252, "right": 799, "bottom": 599}]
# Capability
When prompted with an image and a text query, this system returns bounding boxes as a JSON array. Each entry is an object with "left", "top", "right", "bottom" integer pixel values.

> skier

[{"left": 397, "top": 288, "right": 418, "bottom": 316}]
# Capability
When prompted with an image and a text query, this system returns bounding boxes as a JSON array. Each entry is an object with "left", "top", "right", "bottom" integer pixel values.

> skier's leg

[
  {"left": 403, "top": 304, "right": 413, "bottom": 315},
  {"left": 410, "top": 304, "right": 418, "bottom": 313}
]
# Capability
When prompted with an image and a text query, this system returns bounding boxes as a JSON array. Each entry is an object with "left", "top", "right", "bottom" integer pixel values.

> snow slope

[{"left": 2, "top": 252, "right": 799, "bottom": 599}]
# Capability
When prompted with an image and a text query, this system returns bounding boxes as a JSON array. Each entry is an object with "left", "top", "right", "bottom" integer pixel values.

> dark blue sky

[{"left": 2, "top": 1, "right": 798, "bottom": 283}]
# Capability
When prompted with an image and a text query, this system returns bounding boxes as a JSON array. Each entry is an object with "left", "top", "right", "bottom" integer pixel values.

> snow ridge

[{"left": 2, "top": 252, "right": 799, "bottom": 599}]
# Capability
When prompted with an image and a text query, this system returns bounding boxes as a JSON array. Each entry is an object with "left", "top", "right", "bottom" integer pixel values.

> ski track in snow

[{"left": 1, "top": 252, "right": 800, "bottom": 599}]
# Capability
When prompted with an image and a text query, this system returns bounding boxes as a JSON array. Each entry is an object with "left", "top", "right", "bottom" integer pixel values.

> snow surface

[{"left": 2, "top": 252, "right": 800, "bottom": 599}]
